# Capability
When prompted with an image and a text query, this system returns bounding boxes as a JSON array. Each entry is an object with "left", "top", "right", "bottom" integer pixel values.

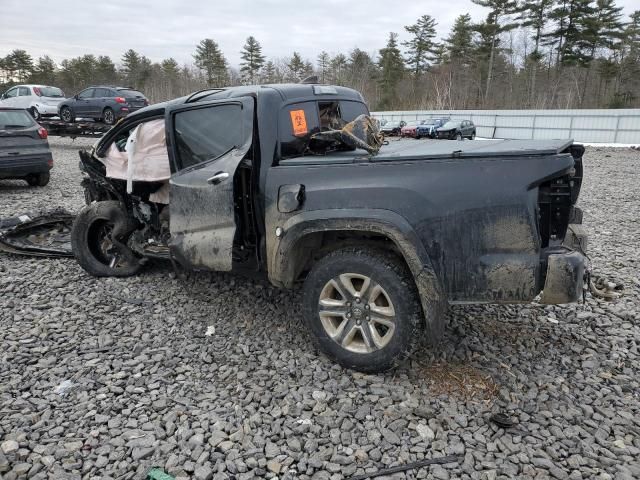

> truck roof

[{"left": 128, "top": 83, "right": 365, "bottom": 119}]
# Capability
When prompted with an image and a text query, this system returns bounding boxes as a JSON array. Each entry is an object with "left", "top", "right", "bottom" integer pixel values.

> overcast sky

[{"left": 1, "top": 0, "right": 638, "bottom": 68}]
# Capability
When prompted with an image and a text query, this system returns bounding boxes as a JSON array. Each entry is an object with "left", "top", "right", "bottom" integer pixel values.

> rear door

[
  {"left": 16, "top": 87, "right": 33, "bottom": 109},
  {"left": 75, "top": 88, "right": 95, "bottom": 116},
  {"left": 165, "top": 97, "right": 255, "bottom": 271},
  {"left": 91, "top": 88, "right": 109, "bottom": 116}
]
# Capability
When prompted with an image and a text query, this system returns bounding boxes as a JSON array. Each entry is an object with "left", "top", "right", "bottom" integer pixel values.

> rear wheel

[
  {"left": 26, "top": 172, "right": 49, "bottom": 187},
  {"left": 60, "top": 106, "right": 74, "bottom": 123},
  {"left": 71, "top": 201, "right": 140, "bottom": 277},
  {"left": 103, "top": 108, "right": 116, "bottom": 125},
  {"left": 303, "top": 248, "right": 423, "bottom": 372},
  {"left": 471, "top": 132, "right": 476, "bottom": 140},
  {"left": 29, "top": 107, "right": 41, "bottom": 121}
]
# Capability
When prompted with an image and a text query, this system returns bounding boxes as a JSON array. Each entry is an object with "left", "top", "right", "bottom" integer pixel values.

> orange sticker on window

[{"left": 290, "top": 109, "right": 308, "bottom": 136}]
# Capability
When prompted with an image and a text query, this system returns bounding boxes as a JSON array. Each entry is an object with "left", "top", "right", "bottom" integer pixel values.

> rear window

[
  {"left": 37, "top": 87, "right": 64, "bottom": 98},
  {"left": 0, "top": 110, "right": 35, "bottom": 128},
  {"left": 119, "top": 89, "right": 145, "bottom": 98},
  {"left": 280, "top": 100, "right": 369, "bottom": 159}
]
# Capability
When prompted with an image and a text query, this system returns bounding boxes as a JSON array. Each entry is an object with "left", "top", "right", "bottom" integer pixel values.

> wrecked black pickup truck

[{"left": 72, "top": 83, "right": 588, "bottom": 372}]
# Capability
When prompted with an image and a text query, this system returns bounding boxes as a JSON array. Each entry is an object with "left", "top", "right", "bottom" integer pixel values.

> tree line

[{"left": 1, "top": 1, "right": 639, "bottom": 110}]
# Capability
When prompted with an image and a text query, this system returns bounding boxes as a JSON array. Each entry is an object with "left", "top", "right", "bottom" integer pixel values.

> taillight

[
  {"left": 33, "top": 87, "right": 42, "bottom": 96},
  {"left": 38, "top": 127, "right": 48, "bottom": 139},
  {"left": 115, "top": 97, "right": 126, "bottom": 104}
]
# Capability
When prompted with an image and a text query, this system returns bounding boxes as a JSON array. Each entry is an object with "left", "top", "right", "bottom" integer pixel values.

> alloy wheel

[
  {"left": 318, "top": 273, "right": 396, "bottom": 354},
  {"left": 104, "top": 109, "right": 115, "bottom": 125}
]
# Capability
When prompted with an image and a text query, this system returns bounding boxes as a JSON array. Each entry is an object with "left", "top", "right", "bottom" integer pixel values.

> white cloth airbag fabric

[{"left": 101, "top": 119, "right": 171, "bottom": 184}]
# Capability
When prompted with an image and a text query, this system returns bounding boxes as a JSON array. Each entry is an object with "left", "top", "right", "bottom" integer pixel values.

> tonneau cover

[
  {"left": 371, "top": 138, "right": 575, "bottom": 161},
  {"left": 280, "top": 138, "right": 576, "bottom": 166}
]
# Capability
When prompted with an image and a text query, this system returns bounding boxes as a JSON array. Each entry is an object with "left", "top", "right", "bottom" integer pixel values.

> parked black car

[
  {"left": 380, "top": 120, "right": 406, "bottom": 136},
  {"left": 436, "top": 120, "right": 476, "bottom": 140},
  {"left": 416, "top": 118, "right": 450, "bottom": 139},
  {"left": 0, "top": 108, "right": 52, "bottom": 186},
  {"left": 58, "top": 86, "right": 148, "bottom": 125}
]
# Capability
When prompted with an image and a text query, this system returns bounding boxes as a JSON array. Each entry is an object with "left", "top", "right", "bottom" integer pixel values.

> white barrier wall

[{"left": 371, "top": 109, "right": 640, "bottom": 144}]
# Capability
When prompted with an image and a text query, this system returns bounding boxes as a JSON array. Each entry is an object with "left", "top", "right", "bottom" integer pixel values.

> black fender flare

[{"left": 267, "top": 208, "right": 448, "bottom": 336}]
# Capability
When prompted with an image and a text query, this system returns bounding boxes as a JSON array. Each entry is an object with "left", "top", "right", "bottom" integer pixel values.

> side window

[
  {"left": 279, "top": 102, "right": 320, "bottom": 159},
  {"left": 339, "top": 101, "right": 369, "bottom": 123},
  {"left": 173, "top": 104, "right": 243, "bottom": 171},
  {"left": 318, "top": 101, "right": 342, "bottom": 130},
  {"left": 78, "top": 89, "right": 94, "bottom": 99},
  {"left": 5, "top": 88, "right": 18, "bottom": 98},
  {"left": 18, "top": 87, "right": 31, "bottom": 96},
  {"left": 93, "top": 88, "right": 106, "bottom": 97}
]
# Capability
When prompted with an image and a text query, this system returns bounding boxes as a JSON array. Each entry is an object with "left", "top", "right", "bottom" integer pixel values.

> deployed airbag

[{"left": 101, "top": 119, "right": 171, "bottom": 183}]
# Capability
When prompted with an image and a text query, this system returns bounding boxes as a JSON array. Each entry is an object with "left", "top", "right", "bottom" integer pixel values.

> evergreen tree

[
  {"left": 193, "top": 39, "right": 228, "bottom": 86},
  {"left": 161, "top": 58, "right": 180, "bottom": 77},
  {"left": 317, "top": 51, "right": 330, "bottom": 83},
  {"left": 261, "top": 60, "right": 277, "bottom": 83},
  {"left": 303, "top": 61, "right": 314, "bottom": 78},
  {"left": 287, "top": 52, "right": 305, "bottom": 81},
  {"left": 95, "top": 56, "right": 117, "bottom": 85},
  {"left": 239, "top": 36, "right": 265, "bottom": 84},
  {"left": 7, "top": 49, "right": 33, "bottom": 82},
  {"left": 518, "top": 0, "right": 554, "bottom": 105},
  {"left": 445, "top": 14, "right": 475, "bottom": 61},
  {"left": 121, "top": 50, "right": 152, "bottom": 88},
  {"left": 329, "top": 54, "right": 347, "bottom": 84},
  {"left": 472, "top": 0, "right": 520, "bottom": 102},
  {"left": 378, "top": 32, "right": 405, "bottom": 108},
  {"left": 614, "top": 10, "right": 640, "bottom": 105},
  {"left": 30, "top": 56, "right": 56, "bottom": 85},
  {"left": 403, "top": 15, "right": 439, "bottom": 75}
]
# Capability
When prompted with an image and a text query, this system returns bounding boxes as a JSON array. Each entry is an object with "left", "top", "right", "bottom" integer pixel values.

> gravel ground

[{"left": 1, "top": 138, "right": 639, "bottom": 480}]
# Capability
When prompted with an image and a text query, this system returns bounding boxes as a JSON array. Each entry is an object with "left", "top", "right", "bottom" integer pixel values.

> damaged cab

[{"left": 72, "top": 84, "right": 588, "bottom": 372}]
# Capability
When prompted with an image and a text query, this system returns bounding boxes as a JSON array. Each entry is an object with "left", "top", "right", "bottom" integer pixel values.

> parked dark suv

[
  {"left": 58, "top": 86, "right": 148, "bottom": 125},
  {"left": 436, "top": 120, "right": 476, "bottom": 140},
  {"left": 0, "top": 107, "right": 53, "bottom": 186}
]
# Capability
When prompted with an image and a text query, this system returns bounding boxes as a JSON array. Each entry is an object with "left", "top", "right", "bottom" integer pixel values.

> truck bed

[
  {"left": 281, "top": 138, "right": 575, "bottom": 165},
  {"left": 372, "top": 138, "right": 575, "bottom": 161}
]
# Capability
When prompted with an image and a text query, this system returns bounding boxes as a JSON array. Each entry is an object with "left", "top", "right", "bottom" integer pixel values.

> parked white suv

[{"left": 0, "top": 85, "right": 66, "bottom": 121}]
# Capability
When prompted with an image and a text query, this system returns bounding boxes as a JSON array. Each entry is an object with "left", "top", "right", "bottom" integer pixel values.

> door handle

[{"left": 207, "top": 171, "right": 229, "bottom": 185}]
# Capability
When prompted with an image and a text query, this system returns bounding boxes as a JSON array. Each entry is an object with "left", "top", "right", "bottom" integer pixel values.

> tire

[
  {"left": 470, "top": 132, "right": 476, "bottom": 140},
  {"left": 26, "top": 172, "right": 49, "bottom": 187},
  {"left": 60, "top": 106, "right": 74, "bottom": 123},
  {"left": 29, "top": 107, "right": 41, "bottom": 121},
  {"left": 456, "top": 132, "right": 463, "bottom": 140},
  {"left": 103, "top": 108, "right": 116, "bottom": 125},
  {"left": 302, "top": 248, "right": 423, "bottom": 373},
  {"left": 71, "top": 201, "right": 141, "bottom": 277}
]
